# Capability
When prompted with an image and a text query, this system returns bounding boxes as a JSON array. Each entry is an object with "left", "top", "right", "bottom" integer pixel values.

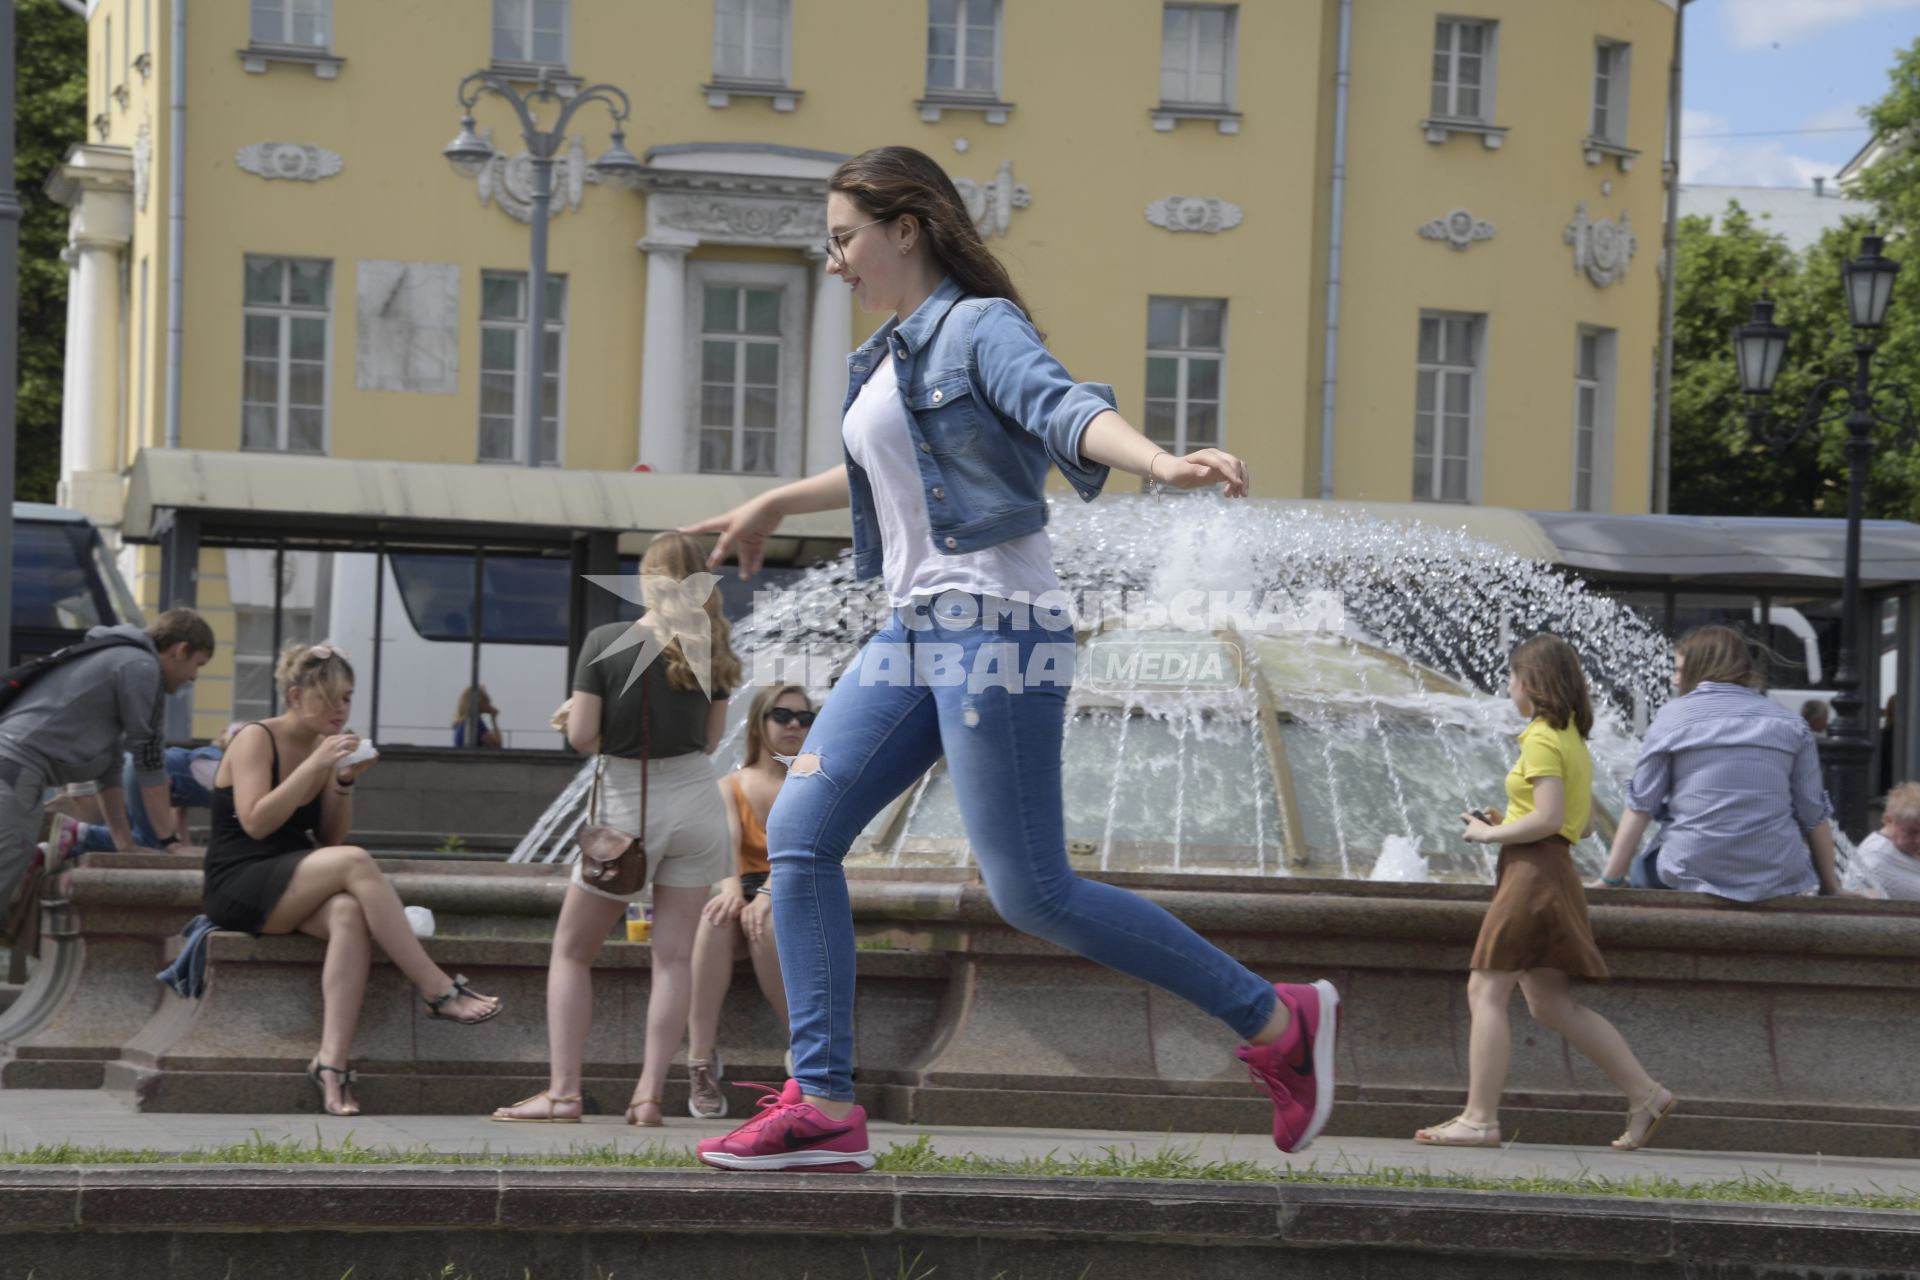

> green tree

[
  {"left": 1670, "top": 36, "right": 1920, "bottom": 521},
  {"left": 14, "top": 0, "right": 88, "bottom": 503}
]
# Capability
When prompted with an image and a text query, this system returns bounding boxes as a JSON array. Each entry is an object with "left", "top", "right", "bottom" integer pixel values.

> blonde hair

[
  {"left": 1510, "top": 633, "right": 1594, "bottom": 739},
  {"left": 1885, "top": 781, "right": 1920, "bottom": 826},
  {"left": 1674, "top": 625, "right": 1755, "bottom": 695},
  {"left": 275, "top": 642, "right": 354, "bottom": 710},
  {"left": 452, "top": 684, "right": 490, "bottom": 728},
  {"left": 641, "top": 531, "right": 744, "bottom": 694},
  {"left": 741, "top": 684, "right": 811, "bottom": 768}
]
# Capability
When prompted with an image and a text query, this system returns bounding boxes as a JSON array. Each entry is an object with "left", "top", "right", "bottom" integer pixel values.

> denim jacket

[{"left": 841, "top": 276, "right": 1114, "bottom": 581}]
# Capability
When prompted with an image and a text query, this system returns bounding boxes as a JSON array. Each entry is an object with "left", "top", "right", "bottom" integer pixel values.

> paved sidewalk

[{"left": 2, "top": 1090, "right": 1915, "bottom": 1197}]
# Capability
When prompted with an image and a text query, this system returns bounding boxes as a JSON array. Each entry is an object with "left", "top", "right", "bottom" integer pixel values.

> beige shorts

[{"left": 570, "top": 752, "right": 730, "bottom": 903}]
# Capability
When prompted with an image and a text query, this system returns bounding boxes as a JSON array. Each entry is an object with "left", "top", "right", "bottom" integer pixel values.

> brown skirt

[{"left": 1469, "top": 837, "right": 1609, "bottom": 979}]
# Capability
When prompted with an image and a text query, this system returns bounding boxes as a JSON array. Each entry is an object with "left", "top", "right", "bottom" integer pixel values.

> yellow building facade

[{"left": 53, "top": 0, "right": 1680, "bottom": 735}]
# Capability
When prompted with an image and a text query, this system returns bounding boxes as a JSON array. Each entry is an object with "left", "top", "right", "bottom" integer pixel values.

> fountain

[{"left": 515, "top": 496, "right": 1672, "bottom": 882}]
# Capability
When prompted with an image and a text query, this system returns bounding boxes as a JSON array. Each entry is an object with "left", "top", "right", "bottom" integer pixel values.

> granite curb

[{"left": 0, "top": 1164, "right": 1915, "bottom": 1272}]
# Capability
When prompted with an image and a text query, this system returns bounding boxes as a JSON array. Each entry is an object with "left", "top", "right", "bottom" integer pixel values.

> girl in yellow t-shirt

[{"left": 1415, "top": 633, "right": 1676, "bottom": 1152}]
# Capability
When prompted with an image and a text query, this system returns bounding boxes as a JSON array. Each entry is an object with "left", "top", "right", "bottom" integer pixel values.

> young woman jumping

[{"left": 685, "top": 145, "right": 1338, "bottom": 1173}]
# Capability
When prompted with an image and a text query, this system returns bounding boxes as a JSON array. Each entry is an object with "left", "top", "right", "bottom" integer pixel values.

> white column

[
  {"left": 804, "top": 249, "right": 852, "bottom": 478},
  {"left": 66, "top": 235, "right": 124, "bottom": 478},
  {"left": 636, "top": 236, "right": 695, "bottom": 472}
]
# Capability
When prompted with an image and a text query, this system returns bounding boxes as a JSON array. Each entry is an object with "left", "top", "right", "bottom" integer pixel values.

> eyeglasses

[
  {"left": 823, "top": 217, "right": 890, "bottom": 266},
  {"left": 765, "top": 707, "right": 816, "bottom": 728}
]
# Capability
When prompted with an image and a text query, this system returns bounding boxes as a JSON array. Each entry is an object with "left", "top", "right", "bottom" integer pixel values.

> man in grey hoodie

[{"left": 0, "top": 609, "right": 215, "bottom": 907}]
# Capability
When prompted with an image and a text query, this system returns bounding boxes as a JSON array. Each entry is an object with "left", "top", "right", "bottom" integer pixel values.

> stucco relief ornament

[
  {"left": 133, "top": 118, "right": 152, "bottom": 212},
  {"left": 235, "top": 141, "right": 344, "bottom": 183},
  {"left": 951, "top": 160, "right": 1031, "bottom": 238},
  {"left": 1145, "top": 197, "right": 1244, "bottom": 234},
  {"left": 658, "top": 198, "right": 825, "bottom": 240},
  {"left": 471, "top": 129, "right": 589, "bottom": 223},
  {"left": 1418, "top": 208, "right": 1494, "bottom": 251},
  {"left": 1563, "top": 201, "right": 1637, "bottom": 288}
]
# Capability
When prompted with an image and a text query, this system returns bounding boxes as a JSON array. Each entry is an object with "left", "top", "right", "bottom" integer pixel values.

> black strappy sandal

[
  {"left": 424, "top": 974, "right": 503, "bottom": 1024},
  {"left": 308, "top": 1061, "right": 360, "bottom": 1116}
]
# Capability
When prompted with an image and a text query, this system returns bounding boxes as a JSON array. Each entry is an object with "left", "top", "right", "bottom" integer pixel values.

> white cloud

[
  {"left": 1682, "top": 107, "right": 1834, "bottom": 185},
  {"left": 1800, "top": 102, "right": 1870, "bottom": 132},
  {"left": 1722, "top": 0, "right": 1920, "bottom": 50}
]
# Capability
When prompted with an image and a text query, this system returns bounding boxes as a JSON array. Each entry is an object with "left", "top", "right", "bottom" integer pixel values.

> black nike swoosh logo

[{"left": 787, "top": 1126, "right": 854, "bottom": 1148}]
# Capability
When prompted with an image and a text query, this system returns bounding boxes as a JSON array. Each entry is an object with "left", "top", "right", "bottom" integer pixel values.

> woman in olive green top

[{"left": 492, "top": 533, "right": 742, "bottom": 1127}]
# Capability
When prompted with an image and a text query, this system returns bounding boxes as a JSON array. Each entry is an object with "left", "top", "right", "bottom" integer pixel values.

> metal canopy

[
  {"left": 120, "top": 448, "right": 854, "bottom": 555},
  {"left": 1527, "top": 511, "right": 1920, "bottom": 588}
]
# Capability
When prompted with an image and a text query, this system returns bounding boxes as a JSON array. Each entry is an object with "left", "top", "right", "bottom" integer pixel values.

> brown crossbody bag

[{"left": 578, "top": 668, "right": 648, "bottom": 896}]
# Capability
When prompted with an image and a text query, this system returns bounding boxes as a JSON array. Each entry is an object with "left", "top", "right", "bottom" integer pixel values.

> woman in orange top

[{"left": 684, "top": 683, "right": 813, "bottom": 1118}]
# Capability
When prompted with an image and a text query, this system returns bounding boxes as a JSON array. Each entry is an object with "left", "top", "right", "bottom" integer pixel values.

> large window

[
  {"left": 1160, "top": 5, "right": 1236, "bottom": 108},
  {"left": 493, "top": 0, "right": 568, "bottom": 68},
  {"left": 713, "top": 0, "right": 788, "bottom": 83},
  {"left": 249, "top": 0, "right": 330, "bottom": 48},
  {"left": 1591, "top": 40, "right": 1631, "bottom": 145},
  {"left": 242, "top": 256, "right": 330, "bottom": 454},
  {"left": 479, "top": 271, "right": 566, "bottom": 467},
  {"left": 926, "top": 0, "right": 1000, "bottom": 96},
  {"left": 1413, "top": 314, "right": 1480, "bottom": 503},
  {"left": 698, "top": 285, "right": 784, "bottom": 475},
  {"left": 1144, "top": 298, "right": 1226, "bottom": 455},
  {"left": 1431, "top": 18, "right": 1495, "bottom": 122}
]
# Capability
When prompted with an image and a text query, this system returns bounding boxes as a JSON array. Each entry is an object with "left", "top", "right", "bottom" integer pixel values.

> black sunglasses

[{"left": 766, "top": 707, "right": 816, "bottom": 728}]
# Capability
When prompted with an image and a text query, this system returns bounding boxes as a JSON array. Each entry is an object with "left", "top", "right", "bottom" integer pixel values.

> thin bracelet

[
  {"left": 1146, "top": 450, "right": 1168, "bottom": 487},
  {"left": 1601, "top": 874, "right": 1627, "bottom": 887}
]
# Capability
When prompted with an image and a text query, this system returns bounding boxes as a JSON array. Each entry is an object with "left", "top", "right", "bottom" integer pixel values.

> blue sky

[{"left": 1684, "top": 0, "right": 1920, "bottom": 186}]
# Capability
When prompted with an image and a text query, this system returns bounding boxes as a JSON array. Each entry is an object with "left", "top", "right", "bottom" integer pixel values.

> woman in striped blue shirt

[{"left": 1597, "top": 626, "right": 1842, "bottom": 900}]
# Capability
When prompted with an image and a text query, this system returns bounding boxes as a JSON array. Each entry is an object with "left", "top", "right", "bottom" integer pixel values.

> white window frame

[
  {"left": 492, "top": 0, "right": 571, "bottom": 71},
  {"left": 1422, "top": 17, "right": 1506, "bottom": 149},
  {"left": 1159, "top": 4, "right": 1238, "bottom": 110},
  {"left": 1412, "top": 312, "right": 1485, "bottom": 505},
  {"left": 477, "top": 270, "right": 569, "bottom": 468},
  {"left": 1584, "top": 39, "right": 1638, "bottom": 170},
  {"left": 241, "top": 255, "right": 333, "bottom": 456},
  {"left": 684, "top": 261, "right": 808, "bottom": 478},
  {"left": 1571, "top": 327, "right": 1616, "bottom": 512},
  {"left": 1144, "top": 297, "right": 1228, "bottom": 458},
  {"left": 925, "top": 0, "right": 1006, "bottom": 98},
  {"left": 712, "top": 0, "right": 791, "bottom": 85},
  {"left": 248, "top": 0, "right": 331, "bottom": 50}
]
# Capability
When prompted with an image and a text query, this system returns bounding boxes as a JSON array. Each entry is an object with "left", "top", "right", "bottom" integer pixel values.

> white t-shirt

[
  {"left": 1851, "top": 830, "right": 1920, "bottom": 901},
  {"left": 842, "top": 357, "right": 1060, "bottom": 608}
]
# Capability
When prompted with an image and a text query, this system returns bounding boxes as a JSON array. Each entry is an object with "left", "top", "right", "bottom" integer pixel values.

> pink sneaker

[
  {"left": 1235, "top": 979, "right": 1339, "bottom": 1153},
  {"left": 695, "top": 1080, "right": 875, "bottom": 1173},
  {"left": 50, "top": 815, "right": 83, "bottom": 866}
]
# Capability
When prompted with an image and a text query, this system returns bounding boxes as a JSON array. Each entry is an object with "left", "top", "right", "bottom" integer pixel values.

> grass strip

[{"left": 1, "top": 1132, "right": 1914, "bottom": 1212}]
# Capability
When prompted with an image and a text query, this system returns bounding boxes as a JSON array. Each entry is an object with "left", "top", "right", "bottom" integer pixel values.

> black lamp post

[
  {"left": 1732, "top": 233, "right": 1917, "bottom": 837},
  {"left": 444, "top": 69, "right": 642, "bottom": 751},
  {"left": 443, "top": 69, "right": 643, "bottom": 470}
]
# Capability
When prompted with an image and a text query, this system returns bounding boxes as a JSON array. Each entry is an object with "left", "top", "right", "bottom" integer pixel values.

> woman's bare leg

[
  {"left": 1464, "top": 968, "right": 1522, "bottom": 1126},
  {"left": 543, "top": 886, "right": 626, "bottom": 1096},
  {"left": 686, "top": 911, "right": 745, "bottom": 1063},
  {"left": 744, "top": 922, "right": 788, "bottom": 1028},
  {"left": 295, "top": 892, "right": 368, "bottom": 1114},
  {"left": 1519, "top": 969, "right": 1662, "bottom": 1102},
  {"left": 629, "top": 883, "right": 708, "bottom": 1119},
  {"left": 260, "top": 846, "right": 495, "bottom": 1019}
]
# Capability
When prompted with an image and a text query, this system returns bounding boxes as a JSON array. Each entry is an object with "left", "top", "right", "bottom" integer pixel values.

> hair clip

[{"left": 307, "top": 643, "right": 347, "bottom": 662}]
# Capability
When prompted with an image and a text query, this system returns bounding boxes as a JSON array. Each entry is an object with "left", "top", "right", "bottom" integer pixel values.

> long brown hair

[
  {"left": 1673, "top": 625, "right": 1754, "bottom": 695},
  {"left": 640, "top": 531, "right": 744, "bottom": 694},
  {"left": 741, "top": 684, "right": 811, "bottom": 769},
  {"left": 1510, "top": 633, "right": 1594, "bottom": 739},
  {"left": 829, "top": 146, "right": 1037, "bottom": 324}
]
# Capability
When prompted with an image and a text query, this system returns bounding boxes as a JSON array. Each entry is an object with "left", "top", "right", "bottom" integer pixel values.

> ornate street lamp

[
  {"left": 443, "top": 68, "right": 642, "bottom": 469},
  {"left": 1733, "top": 233, "right": 1919, "bottom": 836}
]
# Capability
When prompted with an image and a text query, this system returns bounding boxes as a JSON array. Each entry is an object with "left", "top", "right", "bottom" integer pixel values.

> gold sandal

[
  {"left": 1413, "top": 1114, "right": 1501, "bottom": 1147},
  {"left": 1611, "top": 1085, "right": 1677, "bottom": 1151},
  {"left": 490, "top": 1090, "right": 582, "bottom": 1124},
  {"left": 625, "top": 1095, "right": 664, "bottom": 1127}
]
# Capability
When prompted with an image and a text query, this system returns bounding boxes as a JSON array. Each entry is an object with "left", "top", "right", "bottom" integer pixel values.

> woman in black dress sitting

[{"left": 203, "top": 643, "right": 502, "bottom": 1116}]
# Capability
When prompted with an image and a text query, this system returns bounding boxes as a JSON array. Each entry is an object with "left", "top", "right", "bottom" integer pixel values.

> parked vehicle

[{"left": 8, "top": 503, "right": 145, "bottom": 665}]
